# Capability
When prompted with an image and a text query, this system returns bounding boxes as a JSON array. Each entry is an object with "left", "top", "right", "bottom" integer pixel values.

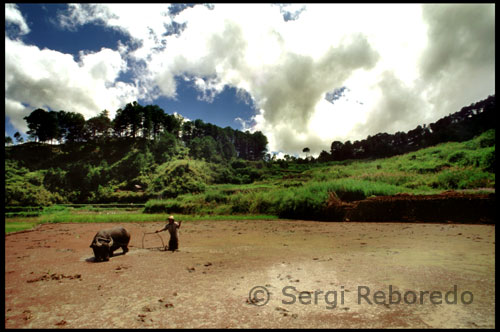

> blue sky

[
  {"left": 5, "top": 4, "right": 495, "bottom": 156},
  {"left": 6, "top": 4, "right": 257, "bottom": 133}
]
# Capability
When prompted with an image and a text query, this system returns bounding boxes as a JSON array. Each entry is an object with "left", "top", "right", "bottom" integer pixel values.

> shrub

[
  {"left": 321, "top": 179, "right": 402, "bottom": 200},
  {"left": 5, "top": 183, "right": 63, "bottom": 206},
  {"left": 204, "top": 191, "right": 228, "bottom": 204},
  {"left": 478, "top": 129, "right": 495, "bottom": 148},
  {"left": 43, "top": 168, "right": 68, "bottom": 192},
  {"left": 434, "top": 168, "right": 494, "bottom": 189},
  {"left": 400, "top": 160, "right": 450, "bottom": 174},
  {"left": 143, "top": 198, "right": 196, "bottom": 214},
  {"left": 460, "top": 171, "right": 494, "bottom": 188},
  {"left": 434, "top": 170, "right": 460, "bottom": 189},
  {"left": 480, "top": 147, "right": 495, "bottom": 172},
  {"left": 448, "top": 151, "right": 470, "bottom": 165},
  {"left": 230, "top": 193, "right": 251, "bottom": 213},
  {"left": 248, "top": 191, "right": 278, "bottom": 215},
  {"left": 283, "top": 181, "right": 303, "bottom": 188},
  {"left": 359, "top": 172, "right": 414, "bottom": 187},
  {"left": 149, "top": 160, "right": 211, "bottom": 198},
  {"left": 231, "top": 159, "right": 247, "bottom": 169},
  {"left": 108, "top": 190, "right": 147, "bottom": 203},
  {"left": 275, "top": 188, "right": 328, "bottom": 220}
]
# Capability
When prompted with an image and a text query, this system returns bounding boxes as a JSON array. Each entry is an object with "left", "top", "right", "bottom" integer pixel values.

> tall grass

[
  {"left": 5, "top": 221, "right": 41, "bottom": 233},
  {"left": 6, "top": 129, "right": 495, "bottom": 226},
  {"left": 433, "top": 167, "right": 494, "bottom": 189},
  {"left": 147, "top": 130, "right": 494, "bottom": 219},
  {"left": 38, "top": 212, "right": 278, "bottom": 225},
  {"left": 40, "top": 213, "right": 165, "bottom": 224},
  {"left": 5, "top": 211, "right": 279, "bottom": 234},
  {"left": 142, "top": 178, "right": 409, "bottom": 219}
]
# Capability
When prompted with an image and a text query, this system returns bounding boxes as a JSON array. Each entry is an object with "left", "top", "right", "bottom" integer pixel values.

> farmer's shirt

[{"left": 162, "top": 222, "right": 180, "bottom": 240}]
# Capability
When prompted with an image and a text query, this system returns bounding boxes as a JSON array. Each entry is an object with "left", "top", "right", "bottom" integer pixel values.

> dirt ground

[{"left": 4, "top": 219, "right": 495, "bottom": 328}]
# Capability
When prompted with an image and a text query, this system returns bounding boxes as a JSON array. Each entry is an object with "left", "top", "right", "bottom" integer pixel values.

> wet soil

[{"left": 4, "top": 219, "right": 495, "bottom": 328}]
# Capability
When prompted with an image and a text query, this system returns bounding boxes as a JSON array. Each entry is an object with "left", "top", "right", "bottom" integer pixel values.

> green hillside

[
  {"left": 143, "top": 129, "right": 495, "bottom": 218},
  {"left": 7, "top": 128, "right": 493, "bottom": 211},
  {"left": 4, "top": 128, "right": 495, "bottom": 234},
  {"left": 5, "top": 94, "right": 495, "bottom": 223},
  {"left": 6, "top": 95, "right": 495, "bottom": 209}
]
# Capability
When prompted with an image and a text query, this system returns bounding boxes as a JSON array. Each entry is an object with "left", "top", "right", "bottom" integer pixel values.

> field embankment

[{"left": 325, "top": 191, "right": 495, "bottom": 223}]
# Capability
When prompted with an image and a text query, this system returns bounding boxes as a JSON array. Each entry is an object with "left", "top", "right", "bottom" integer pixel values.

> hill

[
  {"left": 5, "top": 95, "right": 495, "bottom": 211},
  {"left": 142, "top": 128, "right": 495, "bottom": 220}
]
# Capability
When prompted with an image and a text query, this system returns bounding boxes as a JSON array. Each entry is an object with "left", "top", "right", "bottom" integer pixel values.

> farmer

[{"left": 156, "top": 215, "right": 182, "bottom": 251}]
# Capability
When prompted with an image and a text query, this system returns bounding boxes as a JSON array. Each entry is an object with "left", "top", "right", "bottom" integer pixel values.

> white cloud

[
  {"left": 192, "top": 77, "right": 226, "bottom": 103},
  {"left": 6, "top": 4, "right": 495, "bottom": 155},
  {"left": 418, "top": 4, "right": 495, "bottom": 120},
  {"left": 5, "top": 3, "right": 30, "bottom": 35},
  {"left": 58, "top": 3, "right": 172, "bottom": 60},
  {"left": 138, "top": 4, "right": 383, "bottom": 155},
  {"left": 5, "top": 98, "right": 31, "bottom": 133},
  {"left": 79, "top": 48, "right": 127, "bottom": 83},
  {"left": 5, "top": 37, "right": 140, "bottom": 132}
]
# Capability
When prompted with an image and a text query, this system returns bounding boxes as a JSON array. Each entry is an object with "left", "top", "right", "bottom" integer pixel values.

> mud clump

[{"left": 27, "top": 273, "right": 82, "bottom": 283}]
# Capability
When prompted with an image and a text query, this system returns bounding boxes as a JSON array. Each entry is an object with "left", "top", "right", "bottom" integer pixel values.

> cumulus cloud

[
  {"left": 5, "top": 98, "right": 31, "bottom": 133},
  {"left": 351, "top": 4, "right": 495, "bottom": 141},
  {"left": 5, "top": 3, "right": 30, "bottom": 36},
  {"left": 418, "top": 4, "right": 495, "bottom": 120},
  {"left": 5, "top": 37, "right": 140, "bottom": 127},
  {"left": 353, "top": 71, "right": 427, "bottom": 137},
  {"left": 252, "top": 34, "right": 379, "bottom": 133},
  {"left": 137, "top": 4, "right": 383, "bottom": 154},
  {"left": 6, "top": 4, "right": 495, "bottom": 156},
  {"left": 58, "top": 3, "right": 173, "bottom": 60}
]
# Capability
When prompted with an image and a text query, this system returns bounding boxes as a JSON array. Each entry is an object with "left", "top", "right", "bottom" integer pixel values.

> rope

[{"left": 142, "top": 232, "right": 165, "bottom": 250}]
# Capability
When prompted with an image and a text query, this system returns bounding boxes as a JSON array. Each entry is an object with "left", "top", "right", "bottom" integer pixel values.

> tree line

[
  {"left": 315, "top": 94, "right": 495, "bottom": 162},
  {"left": 6, "top": 94, "right": 495, "bottom": 164},
  {"left": 16, "top": 101, "right": 268, "bottom": 162}
]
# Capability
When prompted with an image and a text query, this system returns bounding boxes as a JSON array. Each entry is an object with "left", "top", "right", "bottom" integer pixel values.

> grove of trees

[
  {"left": 20, "top": 101, "right": 268, "bottom": 162},
  {"left": 5, "top": 101, "right": 271, "bottom": 205},
  {"left": 8, "top": 94, "right": 495, "bottom": 165}
]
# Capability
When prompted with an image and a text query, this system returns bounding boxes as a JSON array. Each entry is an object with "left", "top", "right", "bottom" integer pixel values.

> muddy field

[{"left": 4, "top": 219, "right": 495, "bottom": 328}]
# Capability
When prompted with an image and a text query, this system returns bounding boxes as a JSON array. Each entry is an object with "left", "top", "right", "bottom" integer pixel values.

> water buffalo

[{"left": 90, "top": 226, "right": 131, "bottom": 262}]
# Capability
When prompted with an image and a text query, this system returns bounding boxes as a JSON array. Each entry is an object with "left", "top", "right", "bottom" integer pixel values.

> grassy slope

[
  {"left": 144, "top": 129, "right": 495, "bottom": 216},
  {"left": 5, "top": 129, "right": 495, "bottom": 233}
]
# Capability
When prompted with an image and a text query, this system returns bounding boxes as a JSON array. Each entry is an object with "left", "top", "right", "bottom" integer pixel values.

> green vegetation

[
  {"left": 5, "top": 221, "right": 41, "bottom": 234},
  {"left": 5, "top": 129, "right": 495, "bottom": 233},
  {"left": 6, "top": 96, "right": 495, "bottom": 207},
  {"left": 4, "top": 207, "right": 277, "bottom": 234},
  {"left": 148, "top": 129, "right": 495, "bottom": 217},
  {"left": 5, "top": 95, "right": 495, "bottom": 232}
]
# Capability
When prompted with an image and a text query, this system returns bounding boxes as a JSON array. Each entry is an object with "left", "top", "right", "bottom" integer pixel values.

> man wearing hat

[{"left": 156, "top": 215, "right": 182, "bottom": 251}]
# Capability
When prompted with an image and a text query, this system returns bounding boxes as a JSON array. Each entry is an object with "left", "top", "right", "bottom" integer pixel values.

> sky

[{"left": 5, "top": 3, "right": 495, "bottom": 157}]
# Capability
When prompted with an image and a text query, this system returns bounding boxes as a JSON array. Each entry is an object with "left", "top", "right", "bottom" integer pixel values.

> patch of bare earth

[{"left": 5, "top": 220, "right": 495, "bottom": 328}]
